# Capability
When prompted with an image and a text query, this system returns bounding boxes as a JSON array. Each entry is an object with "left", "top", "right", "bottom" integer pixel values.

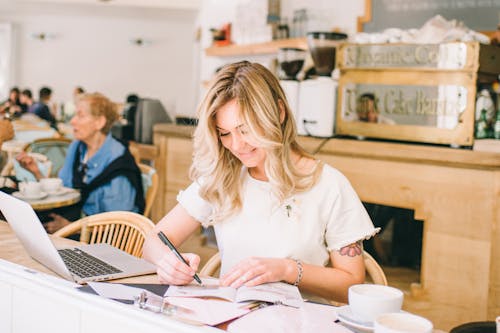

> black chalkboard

[{"left": 363, "top": 0, "right": 500, "bottom": 32}]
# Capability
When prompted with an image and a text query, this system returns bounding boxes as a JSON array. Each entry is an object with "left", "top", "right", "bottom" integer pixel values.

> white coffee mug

[
  {"left": 496, "top": 316, "right": 499, "bottom": 333},
  {"left": 374, "top": 312, "right": 433, "bottom": 333},
  {"left": 40, "top": 177, "right": 63, "bottom": 193},
  {"left": 348, "top": 284, "right": 404, "bottom": 322},
  {"left": 19, "top": 181, "right": 42, "bottom": 197}
]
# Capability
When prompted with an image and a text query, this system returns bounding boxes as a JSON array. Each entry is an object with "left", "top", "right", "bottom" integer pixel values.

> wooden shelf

[{"left": 205, "top": 38, "right": 307, "bottom": 57}]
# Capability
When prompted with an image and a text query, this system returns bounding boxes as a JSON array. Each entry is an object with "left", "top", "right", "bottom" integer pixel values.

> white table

[
  {"left": 0, "top": 222, "right": 219, "bottom": 333},
  {"left": 12, "top": 188, "right": 81, "bottom": 211}
]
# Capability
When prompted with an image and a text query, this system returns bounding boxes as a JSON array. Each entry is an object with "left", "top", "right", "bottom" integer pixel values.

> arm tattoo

[{"left": 339, "top": 241, "right": 363, "bottom": 257}]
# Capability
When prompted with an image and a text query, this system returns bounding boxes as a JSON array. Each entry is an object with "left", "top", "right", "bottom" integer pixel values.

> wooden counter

[{"left": 153, "top": 124, "right": 500, "bottom": 331}]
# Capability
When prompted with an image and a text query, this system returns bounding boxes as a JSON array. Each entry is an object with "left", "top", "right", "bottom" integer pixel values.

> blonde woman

[
  {"left": 17, "top": 93, "right": 144, "bottom": 232},
  {"left": 143, "top": 61, "right": 378, "bottom": 303}
]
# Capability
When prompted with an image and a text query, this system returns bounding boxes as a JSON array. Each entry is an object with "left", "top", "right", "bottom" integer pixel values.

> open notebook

[{"left": 0, "top": 191, "right": 156, "bottom": 284}]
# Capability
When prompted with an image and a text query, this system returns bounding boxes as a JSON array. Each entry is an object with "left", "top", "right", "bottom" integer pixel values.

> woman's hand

[
  {"left": 44, "top": 213, "right": 71, "bottom": 233},
  {"left": 16, "top": 152, "right": 43, "bottom": 180},
  {"left": 220, "top": 257, "right": 296, "bottom": 288},
  {"left": 156, "top": 251, "right": 200, "bottom": 285}
]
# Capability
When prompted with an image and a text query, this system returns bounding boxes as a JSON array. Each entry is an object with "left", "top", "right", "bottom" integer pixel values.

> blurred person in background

[
  {"left": 29, "top": 86, "right": 57, "bottom": 127},
  {"left": 62, "top": 86, "right": 86, "bottom": 122},
  {"left": 0, "top": 87, "right": 24, "bottom": 116},
  {"left": 19, "top": 89, "right": 34, "bottom": 114}
]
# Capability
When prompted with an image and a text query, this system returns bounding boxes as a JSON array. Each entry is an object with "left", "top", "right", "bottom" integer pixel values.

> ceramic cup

[
  {"left": 40, "top": 178, "right": 63, "bottom": 193},
  {"left": 348, "top": 284, "right": 404, "bottom": 322},
  {"left": 374, "top": 312, "right": 433, "bottom": 333},
  {"left": 19, "top": 181, "right": 42, "bottom": 197},
  {"left": 496, "top": 316, "right": 499, "bottom": 333}
]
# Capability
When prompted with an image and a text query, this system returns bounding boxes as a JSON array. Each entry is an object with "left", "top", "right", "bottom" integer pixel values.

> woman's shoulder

[
  {"left": 103, "top": 135, "right": 126, "bottom": 156},
  {"left": 66, "top": 140, "right": 81, "bottom": 154},
  {"left": 315, "top": 161, "right": 352, "bottom": 189}
]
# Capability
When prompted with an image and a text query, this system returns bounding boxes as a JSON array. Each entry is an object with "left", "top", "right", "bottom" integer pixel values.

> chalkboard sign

[{"left": 363, "top": 0, "right": 500, "bottom": 32}]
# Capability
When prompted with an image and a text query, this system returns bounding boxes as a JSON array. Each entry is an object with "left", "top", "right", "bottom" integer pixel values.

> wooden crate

[{"left": 335, "top": 42, "right": 499, "bottom": 147}]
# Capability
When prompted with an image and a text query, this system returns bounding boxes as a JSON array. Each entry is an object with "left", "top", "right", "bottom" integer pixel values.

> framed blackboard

[{"left": 362, "top": 0, "right": 500, "bottom": 32}]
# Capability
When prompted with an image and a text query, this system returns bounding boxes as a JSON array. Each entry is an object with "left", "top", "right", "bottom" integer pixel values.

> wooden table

[{"left": 12, "top": 188, "right": 81, "bottom": 211}]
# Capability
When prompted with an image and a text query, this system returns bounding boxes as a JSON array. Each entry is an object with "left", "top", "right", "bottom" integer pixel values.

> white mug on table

[
  {"left": 374, "top": 312, "right": 433, "bottom": 333},
  {"left": 19, "top": 181, "right": 42, "bottom": 197},
  {"left": 348, "top": 284, "right": 404, "bottom": 322},
  {"left": 40, "top": 178, "right": 63, "bottom": 193}
]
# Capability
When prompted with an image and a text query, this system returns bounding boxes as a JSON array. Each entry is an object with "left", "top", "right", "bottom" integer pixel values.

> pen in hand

[{"left": 157, "top": 231, "right": 202, "bottom": 285}]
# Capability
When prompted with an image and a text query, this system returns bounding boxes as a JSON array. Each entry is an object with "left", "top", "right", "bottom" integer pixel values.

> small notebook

[{"left": 165, "top": 277, "right": 303, "bottom": 308}]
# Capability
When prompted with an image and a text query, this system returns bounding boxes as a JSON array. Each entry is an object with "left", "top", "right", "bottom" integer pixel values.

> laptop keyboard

[{"left": 58, "top": 248, "right": 122, "bottom": 278}]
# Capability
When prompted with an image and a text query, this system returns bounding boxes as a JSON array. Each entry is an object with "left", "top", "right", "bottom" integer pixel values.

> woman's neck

[
  {"left": 248, "top": 167, "right": 267, "bottom": 181},
  {"left": 83, "top": 132, "right": 106, "bottom": 159}
]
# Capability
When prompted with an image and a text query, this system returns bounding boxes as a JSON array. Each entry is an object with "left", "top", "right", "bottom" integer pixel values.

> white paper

[
  {"left": 228, "top": 302, "right": 345, "bottom": 333},
  {"left": 165, "top": 297, "right": 251, "bottom": 326},
  {"left": 88, "top": 282, "right": 145, "bottom": 300}
]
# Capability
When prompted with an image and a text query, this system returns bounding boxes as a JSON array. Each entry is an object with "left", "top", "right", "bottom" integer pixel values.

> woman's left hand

[{"left": 219, "top": 257, "right": 295, "bottom": 288}]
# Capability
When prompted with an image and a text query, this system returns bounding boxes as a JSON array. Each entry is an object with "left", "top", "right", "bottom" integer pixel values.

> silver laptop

[{"left": 0, "top": 191, "right": 156, "bottom": 284}]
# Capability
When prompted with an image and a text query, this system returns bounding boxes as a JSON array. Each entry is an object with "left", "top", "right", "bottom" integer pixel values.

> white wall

[
  {"left": 0, "top": 2, "right": 198, "bottom": 117},
  {"left": 0, "top": 22, "right": 14, "bottom": 102},
  {"left": 0, "top": 0, "right": 366, "bottom": 118}
]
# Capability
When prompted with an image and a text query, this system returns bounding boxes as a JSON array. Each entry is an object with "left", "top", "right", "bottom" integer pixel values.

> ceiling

[{"left": 17, "top": 0, "right": 201, "bottom": 10}]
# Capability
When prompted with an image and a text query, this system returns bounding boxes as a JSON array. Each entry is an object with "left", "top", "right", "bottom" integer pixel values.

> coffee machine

[
  {"left": 277, "top": 47, "right": 306, "bottom": 126},
  {"left": 297, "top": 32, "right": 347, "bottom": 137}
]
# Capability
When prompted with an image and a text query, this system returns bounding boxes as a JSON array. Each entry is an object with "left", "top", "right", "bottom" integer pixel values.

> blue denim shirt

[{"left": 58, "top": 134, "right": 138, "bottom": 215}]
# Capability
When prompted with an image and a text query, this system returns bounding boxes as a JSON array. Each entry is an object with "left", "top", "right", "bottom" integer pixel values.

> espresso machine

[
  {"left": 297, "top": 32, "right": 347, "bottom": 137},
  {"left": 278, "top": 47, "right": 306, "bottom": 126}
]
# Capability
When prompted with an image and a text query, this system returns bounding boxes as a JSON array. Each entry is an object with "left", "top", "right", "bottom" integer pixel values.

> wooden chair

[
  {"left": 200, "top": 250, "right": 388, "bottom": 286},
  {"left": 53, "top": 211, "right": 155, "bottom": 257},
  {"left": 129, "top": 141, "right": 158, "bottom": 166},
  {"left": 23, "top": 137, "right": 72, "bottom": 177},
  {"left": 138, "top": 163, "right": 158, "bottom": 218},
  {"left": 362, "top": 250, "right": 388, "bottom": 286}
]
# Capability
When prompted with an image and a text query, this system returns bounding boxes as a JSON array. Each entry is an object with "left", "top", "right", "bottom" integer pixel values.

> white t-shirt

[{"left": 177, "top": 163, "right": 378, "bottom": 275}]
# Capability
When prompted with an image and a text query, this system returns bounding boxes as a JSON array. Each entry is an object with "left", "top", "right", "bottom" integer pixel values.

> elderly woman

[{"left": 17, "top": 93, "right": 144, "bottom": 233}]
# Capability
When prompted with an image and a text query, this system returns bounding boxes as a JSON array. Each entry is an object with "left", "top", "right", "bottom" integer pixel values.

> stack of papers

[{"left": 84, "top": 278, "right": 344, "bottom": 330}]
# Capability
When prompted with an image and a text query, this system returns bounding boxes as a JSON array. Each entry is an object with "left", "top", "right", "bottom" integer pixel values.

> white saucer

[
  {"left": 13, "top": 191, "right": 48, "bottom": 200},
  {"left": 336, "top": 306, "right": 407, "bottom": 333},
  {"left": 336, "top": 305, "right": 374, "bottom": 333},
  {"left": 46, "top": 187, "right": 72, "bottom": 196}
]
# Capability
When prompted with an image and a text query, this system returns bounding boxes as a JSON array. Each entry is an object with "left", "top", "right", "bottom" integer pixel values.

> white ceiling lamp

[
  {"left": 30, "top": 32, "right": 57, "bottom": 41},
  {"left": 129, "top": 37, "right": 152, "bottom": 46}
]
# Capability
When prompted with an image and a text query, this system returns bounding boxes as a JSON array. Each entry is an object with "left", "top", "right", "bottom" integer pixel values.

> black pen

[{"left": 157, "top": 231, "right": 202, "bottom": 285}]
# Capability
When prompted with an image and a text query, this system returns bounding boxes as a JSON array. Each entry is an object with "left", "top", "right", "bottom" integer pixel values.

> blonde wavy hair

[
  {"left": 79, "top": 93, "right": 119, "bottom": 134},
  {"left": 191, "top": 61, "right": 321, "bottom": 224}
]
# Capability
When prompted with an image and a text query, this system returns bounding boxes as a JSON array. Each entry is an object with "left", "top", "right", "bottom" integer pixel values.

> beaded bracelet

[{"left": 293, "top": 259, "right": 303, "bottom": 286}]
